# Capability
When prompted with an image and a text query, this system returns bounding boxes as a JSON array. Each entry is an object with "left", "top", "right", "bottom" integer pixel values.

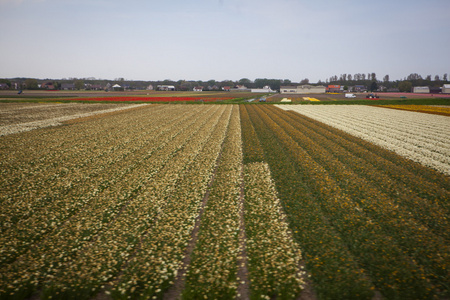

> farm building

[
  {"left": 413, "top": 86, "right": 430, "bottom": 93},
  {"left": 157, "top": 85, "right": 175, "bottom": 91},
  {"left": 229, "top": 85, "right": 251, "bottom": 92},
  {"left": 280, "top": 85, "right": 326, "bottom": 94},
  {"left": 327, "top": 85, "right": 341, "bottom": 93},
  {"left": 251, "top": 85, "right": 275, "bottom": 93},
  {"left": 443, "top": 84, "right": 450, "bottom": 94},
  {"left": 193, "top": 86, "right": 203, "bottom": 92},
  {"left": 61, "top": 83, "right": 75, "bottom": 90}
]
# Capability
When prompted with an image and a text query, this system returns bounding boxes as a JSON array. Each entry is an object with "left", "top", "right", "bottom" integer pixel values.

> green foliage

[{"left": 398, "top": 81, "right": 413, "bottom": 92}]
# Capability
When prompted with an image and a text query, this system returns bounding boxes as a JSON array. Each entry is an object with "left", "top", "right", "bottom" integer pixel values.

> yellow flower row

[{"left": 379, "top": 104, "right": 450, "bottom": 116}]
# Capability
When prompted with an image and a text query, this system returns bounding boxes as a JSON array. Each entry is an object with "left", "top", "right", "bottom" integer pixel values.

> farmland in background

[{"left": 0, "top": 103, "right": 449, "bottom": 299}]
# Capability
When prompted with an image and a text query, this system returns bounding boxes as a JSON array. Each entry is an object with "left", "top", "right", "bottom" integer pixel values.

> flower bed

[
  {"left": 245, "top": 104, "right": 450, "bottom": 299},
  {"left": 276, "top": 105, "right": 450, "bottom": 175},
  {"left": 58, "top": 96, "right": 234, "bottom": 102}
]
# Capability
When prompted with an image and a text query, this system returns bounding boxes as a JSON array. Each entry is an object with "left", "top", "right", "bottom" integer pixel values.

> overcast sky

[{"left": 1, "top": 0, "right": 449, "bottom": 82}]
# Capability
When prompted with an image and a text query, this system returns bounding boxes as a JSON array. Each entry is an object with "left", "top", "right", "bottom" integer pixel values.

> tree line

[
  {"left": 324, "top": 73, "right": 449, "bottom": 92},
  {"left": 1, "top": 72, "right": 449, "bottom": 93}
]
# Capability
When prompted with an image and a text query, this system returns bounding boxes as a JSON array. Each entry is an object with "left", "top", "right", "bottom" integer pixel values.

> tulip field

[{"left": 0, "top": 103, "right": 449, "bottom": 300}]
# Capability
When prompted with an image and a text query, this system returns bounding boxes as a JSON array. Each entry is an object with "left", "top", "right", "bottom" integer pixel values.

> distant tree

[
  {"left": 347, "top": 74, "right": 352, "bottom": 81},
  {"left": 24, "top": 79, "right": 38, "bottom": 90},
  {"left": 370, "top": 81, "right": 378, "bottom": 92},
  {"left": 370, "top": 73, "right": 377, "bottom": 81},
  {"left": 75, "top": 80, "right": 85, "bottom": 90},
  {"left": 443, "top": 73, "right": 448, "bottom": 81},
  {"left": 425, "top": 75, "right": 431, "bottom": 81},
  {"left": 407, "top": 73, "right": 422, "bottom": 81},
  {"left": 434, "top": 75, "right": 440, "bottom": 81},
  {"left": 0, "top": 79, "right": 11, "bottom": 89},
  {"left": 300, "top": 78, "right": 309, "bottom": 84},
  {"left": 238, "top": 78, "right": 252, "bottom": 86},
  {"left": 383, "top": 75, "right": 390, "bottom": 82},
  {"left": 398, "top": 81, "right": 412, "bottom": 92}
]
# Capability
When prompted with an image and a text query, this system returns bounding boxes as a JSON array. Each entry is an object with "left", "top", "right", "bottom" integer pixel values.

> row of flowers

[
  {"left": 262, "top": 105, "right": 450, "bottom": 295},
  {"left": 58, "top": 96, "right": 234, "bottom": 102},
  {"left": 0, "top": 105, "right": 229, "bottom": 299},
  {"left": 45, "top": 106, "right": 232, "bottom": 300},
  {"left": 109, "top": 106, "right": 233, "bottom": 299},
  {"left": 376, "top": 104, "right": 450, "bottom": 116},
  {"left": 0, "top": 105, "right": 209, "bottom": 267},
  {"left": 242, "top": 104, "right": 376, "bottom": 299},
  {"left": 276, "top": 105, "right": 450, "bottom": 175},
  {"left": 243, "top": 162, "right": 305, "bottom": 299},
  {"left": 244, "top": 104, "right": 450, "bottom": 299},
  {"left": 182, "top": 106, "right": 242, "bottom": 299}
]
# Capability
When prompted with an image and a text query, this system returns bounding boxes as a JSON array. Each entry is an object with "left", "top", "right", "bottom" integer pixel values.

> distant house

[
  {"left": 112, "top": 84, "right": 123, "bottom": 91},
  {"left": 87, "top": 84, "right": 103, "bottom": 91},
  {"left": 222, "top": 86, "right": 231, "bottom": 92},
  {"left": 42, "top": 82, "right": 55, "bottom": 90},
  {"left": 442, "top": 84, "right": 450, "bottom": 94},
  {"left": 352, "top": 85, "right": 366, "bottom": 92},
  {"left": 327, "top": 85, "right": 341, "bottom": 93},
  {"left": 230, "top": 85, "right": 251, "bottom": 92},
  {"left": 147, "top": 84, "right": 154, "bottom": 90},
  {"left": 280, "top": 85, "right": 326, "bottom": 94},
  {"left": 157, "top": 85, "right": 175, "bottom": 91},
  {"left": 193, "top": 86, "right": 203, "bottom": 92},
  {"left": 0, "top": 83, "right": 9, "bottom": 90},
  {"left": 413, "top": 86, "right": 430, "bottom": 93},
  {"left": 251, "top": 85, "right": 275, "bottom": 93},
  {"left": 61, "top": 83, "right": 75, "bottom": 90},
  {"left": 280, "top": 86, "right": 297, "bottom": 93}
]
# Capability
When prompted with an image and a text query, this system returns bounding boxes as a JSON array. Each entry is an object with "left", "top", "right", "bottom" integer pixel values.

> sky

[{"left": 0, "top": 0, "right": 449, "bottom": 83}]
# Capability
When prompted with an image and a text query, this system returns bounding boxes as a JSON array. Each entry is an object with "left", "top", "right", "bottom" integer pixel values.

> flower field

[
  {"left": 0, "top": 103, "right": 449, "bottom": 299},
  {"left": 57, "top": 96, "right": 234, "bottom": 102},
  {"left": 0, "top": 102, "right": 145, "bottom": 136},
  {"left": 243, "top": 105, "right": 450, "bottom": 299},
  {"left": 276, "top": 104, "right": 450, "bottom": 175},
  {"left": 374, "top": 104, "right": 450, "bottom": 116}
]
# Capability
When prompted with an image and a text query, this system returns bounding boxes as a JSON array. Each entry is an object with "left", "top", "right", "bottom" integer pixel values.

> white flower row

[
  {"left": 0, "top": 103, "right": 148, "bottom": 136},
  {"left": 276, "top": 105, "right": 450, "bottom": 175},
  {"left": 244, "top": 162, "right": 305, "bottom": 299},
  {"left": 182, "top": 105, "right": 243, "bottom": 299}
]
